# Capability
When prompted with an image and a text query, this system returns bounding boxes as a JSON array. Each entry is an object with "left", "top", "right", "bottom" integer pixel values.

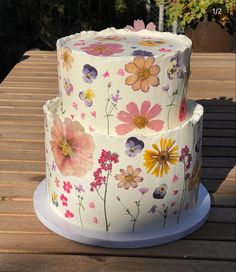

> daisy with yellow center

[
  {"left": 144, "top": 138, "right": 179, "bottom": 177},
  {"left": 60, "top": 47, "right": 74, "bottom": 71},
  {"left": 125, "top": 56, "right": 160, "bottom": 93}
]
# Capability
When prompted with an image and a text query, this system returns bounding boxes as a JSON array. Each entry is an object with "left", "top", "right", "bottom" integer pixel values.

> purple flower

[
  {"left": 111, "top": 90, "right": 122, "bottom": 102},
  {"left": 125, "top": 137, "right": 144, "bottom": 157},
  {"left": 51, "top": 161, "right": 56, "bottom": 171},
  {"left": 179, "top": 145, "right": 192, "bottom": 170},
  {"left": 148, "top": 204, "right": 157, "bottom": 214},
  {"left": 167, "top": 52, "right": 185, "bottom": 79},
  {"left": 131, "top": 50, "right": 153, "bottom": 57},
  {"left": 153, "top": 184, "right": 168, "bottom": 199},
  {"left": 75, "top": 184, "right": 85, "bottom": 193},
  {"left": 139, "top": 187, "right": 149, "bottom": 195},
  {"left": 64, "top": 78, "right": 74, "bottom": 95},
  {"left": 82, "top": 64, "right": 98, "bottom": 83},
  {"left": 162, "top": 84, "right": 169, "bottom": 92}
]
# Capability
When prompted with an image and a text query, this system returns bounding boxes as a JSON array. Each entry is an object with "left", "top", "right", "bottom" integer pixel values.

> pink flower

[
  {"left": 115, "top": 165, "right": 143, "bottom": 190},
  {"left": 80, "top": 43, "right": 124, "bottom": 56},
  {"left": 125, "top": 20, "right": 156, "bottom": 32},
  {"left": 65, "top": 210, "right": 74, "bottom": 218},
  {"left": 92, "top": 217, "right": 99, "bottom": 224},
  {"left": 115, "top": 101, "right": 164, "bottom": 135},
  {"left": 63, "top": 181, "right": 72, "bottom": 193},
  {"left": 179, "top": 98, "right": 187, "bottom": 122},
  {"left": 50, "top": 117, "right": 95, "bottom": 177},
  {"left": 171, "top": 201, "right": 176, "bottom": 207},
  {"left": 159, "top": 48, "right": 171, "bottom": 52},
  {"left": 54, "top": 177, "right": 60, "bottom": 187},
  {"left": 139, "top": 187, "right": 149, "bottom": 195},
  {"left": 173, "top": 190, "right": 179, "bottom": 195},
  {"left": 60, "top": 194, "right": 68, "bottom": 206},
  {"left": 89, "top": 202, "right": 95, "bottom": 208},
  {"left": 172, "top": 175, "right": 180, "bottom": 183}
]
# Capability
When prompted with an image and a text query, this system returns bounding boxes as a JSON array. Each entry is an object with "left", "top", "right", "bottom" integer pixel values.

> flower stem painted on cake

[
  {"left": 104, "top": 82, "right": 121, "bottom": 135},
  {"left": 90, "top": 150, "right": 119, "bottom": 231},
  {"left": 116, "top": 187, "right": 149, "bottom": 233},
  {"left": 177, "top": 145, "right": 192, "bottom": 223},
  {"left": 144, "top": 138, "right": 179, "bottom": 177},
  {"left": 148, "top": 203, "right": 169, "bottom": 229},
  {"left": 75, "top": 184, "right": 85, "bottom": 227},
  {"left": 60, "top": 101, "right": 66, "bottom": 116},
  {"left": 125, "top": 56, "right": 160, "bottom": 93},
  {"left": 116, "top": 101, "right": 163, "bottom": 135},
  {"left": 166, "top": 89, "right": 178, "bottom": 129}
]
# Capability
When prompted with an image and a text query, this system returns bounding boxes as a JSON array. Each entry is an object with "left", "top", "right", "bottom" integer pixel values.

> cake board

[{"left": 33, "top": 178, "right": 211, "bottom": 248}]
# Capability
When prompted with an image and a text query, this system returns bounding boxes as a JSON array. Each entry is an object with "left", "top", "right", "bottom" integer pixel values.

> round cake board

[{"left": 33, "top": 179, "right": 211, "bottom": 248}]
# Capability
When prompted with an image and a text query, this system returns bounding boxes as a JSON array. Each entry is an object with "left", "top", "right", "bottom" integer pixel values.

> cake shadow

[{"left": 195, "top": 96, "right": 236, "bottom": 194}]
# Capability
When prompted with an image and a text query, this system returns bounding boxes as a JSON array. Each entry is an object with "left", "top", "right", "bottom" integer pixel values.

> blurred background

[{"left": 0, "top": 0, "right": 235, "bottom": 82}]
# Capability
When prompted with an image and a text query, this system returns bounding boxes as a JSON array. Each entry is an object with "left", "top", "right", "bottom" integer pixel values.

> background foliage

[{"left": 0, "top": 0, "right": 154, "bottom": 81}]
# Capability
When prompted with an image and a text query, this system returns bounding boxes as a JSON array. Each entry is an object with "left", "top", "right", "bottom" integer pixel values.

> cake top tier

[{"left": 57, "top": 28, "right": 192, "bottom": 58}]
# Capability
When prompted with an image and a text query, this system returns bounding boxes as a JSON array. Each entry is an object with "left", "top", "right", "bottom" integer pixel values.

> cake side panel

[
  {"left": 44, "top": 98, "right": 203, "bottom": 233},
  {"left": 57, "top": 30, "right": 192, "bottom": 136}
]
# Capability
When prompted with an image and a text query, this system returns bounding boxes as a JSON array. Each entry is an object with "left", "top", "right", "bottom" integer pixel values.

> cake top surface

[{"left": 57, "top": 28, "right": 192, "bottom": 58}]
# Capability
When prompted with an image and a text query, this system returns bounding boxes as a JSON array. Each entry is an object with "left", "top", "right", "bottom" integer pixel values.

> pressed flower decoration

[
  {"left": 95, "top": 36, "right": 124, "bottom": 41},
  {"left": 82, "top": 64, "right": 98, "bottom": 83},
  {"left": 104, "top": 82, "right": 122, "bottom": 135},
  {"left": 138, "top": 40, "right": 165, "bottom": 47},
  {"left": 125, "top": 56, "right": 160, "bottom": 92},
  {"left": 52, "top": 192, "right": 58, "bottom": 207},
  {"left": 153, "top": 184, "right": 168, "bottom": 199},
  {"left": 116, "top": 187, "right": 149, "bottom": 232},
  {"left": 90, "top": 150, "right": 119, "bottom": 231},
  {"left": 131, "top": 50, "right": 153, "bottom": 57},
  {"left": 125, "top": 137, "right": 144, "bottom": 157},
  {"left": 79, "top": 89, "right": 95, "bottom": 107},
  {"left": 81, "top": 42, "right": 124, "bottom": 56},
  {"left": 144, "top": 138, "right": 179, "bottom": 177},
  {"left": 63, "top": 78, "right": 73, "bottom": 95},
  {"left": 50, "top": 117, "right": 95, "bottom": 177},
  {"left": 188, "top": 160, "right": 201, "bottom": 193},
  {"left": 115, "top": 165, "right": 143, "bottom": 189},
  {"left": 60, "top": 47, "right": 74, "bottom": 71},
  {"left": 116, "top": 101, "right": 164, "bottom": 135},
  {"left": 177, "top": 145, "right": 192, "bottom": 223},
  {"left": 167, "top": 53, "right": 185, "bottom": 79},
  {"left": 125, "top": 19, "right": 156, "bottom": 32},
  {"left": 179, "top": 97, "right": 187, "bottom": 122}
]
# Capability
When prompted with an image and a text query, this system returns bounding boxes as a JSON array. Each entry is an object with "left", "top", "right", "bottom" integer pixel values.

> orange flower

[
  {"left": 125, "top": 56, "right": 160, "bottom": 92},
  {"left": 60, "top": 47, "right": 74, "bottom": 71}
]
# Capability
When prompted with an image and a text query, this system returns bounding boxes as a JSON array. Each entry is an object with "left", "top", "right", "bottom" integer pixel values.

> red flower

[
  {"left": 60, "top": 194, "right": 68, "bottom": 206},
  {"left": 63, "top": 181, "right": 73, "bottom": 193},
  {"left": 65, "top": 210, "right": 74, "bottom": 218},
  {"left": 179, "top": 98, "right": 187, "bottom": 122}
]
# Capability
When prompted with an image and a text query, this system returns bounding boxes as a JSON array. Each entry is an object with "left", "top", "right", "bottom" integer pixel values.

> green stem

[
  {"left": 177, "top": 163, "right": 187, "bottom": 224},
  {"left": 78, "top": 196, "right": 84, "bottom": 228},
  {"left": 104, "top": 170, "right": 111, "bottom": 231}
]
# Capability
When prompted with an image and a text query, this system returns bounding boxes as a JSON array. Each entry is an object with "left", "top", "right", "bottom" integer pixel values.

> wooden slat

[
  {"left": 0, "top": 233, "right": 235, "bottom": 261},
  {"left": 0, "top": 254, "right": 235, "bottom": 272}
]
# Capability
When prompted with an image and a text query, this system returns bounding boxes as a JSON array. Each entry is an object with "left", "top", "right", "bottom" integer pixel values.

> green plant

[{"left": 161, "top": 0, "right": 236, "bottom": 34}]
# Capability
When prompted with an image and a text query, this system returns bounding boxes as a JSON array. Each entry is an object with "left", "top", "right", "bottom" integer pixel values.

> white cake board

[{"left": 33, "top": 179, "right": 211, "bottom": 248}]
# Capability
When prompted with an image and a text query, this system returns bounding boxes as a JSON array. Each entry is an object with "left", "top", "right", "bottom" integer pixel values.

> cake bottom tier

[{"left": 44, "top": 97, "right": 203, "bottom": 233}]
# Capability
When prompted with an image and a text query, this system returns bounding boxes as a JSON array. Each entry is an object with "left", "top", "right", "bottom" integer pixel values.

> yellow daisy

[
  {"left": 144, "top": 138, "right": 179, "bottom": 177},
  {"left": 138, "top": 39, "right": 166, "bottom": 47}
]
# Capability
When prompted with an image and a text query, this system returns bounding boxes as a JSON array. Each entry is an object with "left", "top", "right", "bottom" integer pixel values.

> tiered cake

[{"left": 43, "top": 27, "right": 203, "bottom": 235}]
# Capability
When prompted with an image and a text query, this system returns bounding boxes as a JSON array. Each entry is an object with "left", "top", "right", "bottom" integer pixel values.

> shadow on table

[{"left": 196, "top": 96, "right": 236, "bottom": 194}]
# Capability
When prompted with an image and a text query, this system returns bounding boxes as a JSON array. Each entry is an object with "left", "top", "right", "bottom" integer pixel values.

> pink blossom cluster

[
  {"left": 60, "top": 194, "right": 68, "bottom": 206},
  {"left": 90, "top": 150, "right": 119, "bottom": 191},
  {"left": 63, "top": 181, "right": 73, "bottom": 193},
  {"left": 179, "top": 145, "right": 192, "bottom": 170}
]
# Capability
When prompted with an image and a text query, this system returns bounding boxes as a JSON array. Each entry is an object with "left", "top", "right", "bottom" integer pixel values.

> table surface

[{"left": 0, "top": 51, "right": 235, "bottom": 271}]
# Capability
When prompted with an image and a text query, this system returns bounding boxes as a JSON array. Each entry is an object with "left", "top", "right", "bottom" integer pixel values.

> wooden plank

[
  {"left": 0, "top": 233, "right": 235, "bottom": 261},
  {"left": 0, "top": 254, "right": 235, "bottom": 272},
  {"left": 0, "top": 212, "right": 235, "bottom": 241}
]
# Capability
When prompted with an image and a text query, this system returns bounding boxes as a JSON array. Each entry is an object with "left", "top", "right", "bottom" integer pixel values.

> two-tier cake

[{"left": 34, "top": 24, "right": 210, "bottom": 248}]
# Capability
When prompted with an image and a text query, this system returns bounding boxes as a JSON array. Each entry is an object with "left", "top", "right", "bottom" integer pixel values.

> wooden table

[{"left": 0, "top": 51, "right": 235, "bottom": 271}]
